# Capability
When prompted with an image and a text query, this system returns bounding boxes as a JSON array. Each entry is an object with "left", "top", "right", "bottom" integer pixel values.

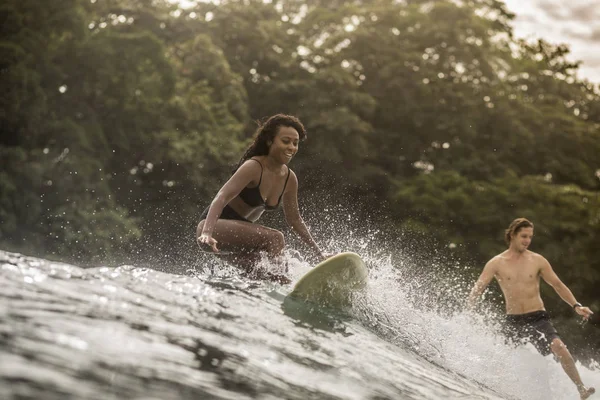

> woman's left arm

[{"left": 282, "top": 170, "right": 325, "bottom": 260}]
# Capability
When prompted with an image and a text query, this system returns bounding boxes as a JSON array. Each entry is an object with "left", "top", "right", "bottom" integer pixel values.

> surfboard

[{"left": 287, "top": 252, "right": 368, "bottom": 307}]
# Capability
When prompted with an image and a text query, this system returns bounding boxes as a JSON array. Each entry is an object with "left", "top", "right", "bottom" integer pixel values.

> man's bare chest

[{"left": 495, "top": 262, "right": 541, "bottom": 284}]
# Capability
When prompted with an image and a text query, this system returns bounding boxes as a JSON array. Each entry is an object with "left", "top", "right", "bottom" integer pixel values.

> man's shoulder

[
  {"left": 485, "top": 253, "right": 506, "bottom": 269},
  {"left": 527, "top": 251, "right": 550, "bottom": 269},
  {"left": 492, "top": 250, "right": 545, "bottom": 261},
  {"left": 526, "top": 250, "right": 546, "bottom": 261},
  {"left": 489, "top": 251, "right": 509, "bottom": 262}
]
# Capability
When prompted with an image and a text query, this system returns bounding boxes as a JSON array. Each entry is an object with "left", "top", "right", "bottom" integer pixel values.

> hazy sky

[{"left": 503, "top": 0, "right": 600, "bottom": 83}]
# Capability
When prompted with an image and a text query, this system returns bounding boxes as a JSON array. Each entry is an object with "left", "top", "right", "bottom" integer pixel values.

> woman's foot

[
  {"left": 205, "top": 250, "right": 290, "bottom": 283},
  {"left": 265, "top": 272, "right": 291, "bottom": 284},
  {"left": 243, "top": 268, "right": 290, "bottom": 284}
]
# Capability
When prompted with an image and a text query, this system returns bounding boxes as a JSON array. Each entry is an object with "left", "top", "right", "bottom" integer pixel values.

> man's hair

[{"left": 504, "top": 218, "right": 534, "bottom": 245}]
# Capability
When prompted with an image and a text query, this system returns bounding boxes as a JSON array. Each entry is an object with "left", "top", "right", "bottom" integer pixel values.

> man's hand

[{"left": 575, "top": 305, "right": 594, "bottom": 320}]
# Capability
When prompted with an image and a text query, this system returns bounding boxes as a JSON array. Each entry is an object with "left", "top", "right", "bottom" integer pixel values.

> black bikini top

[{"left": 238, "top": 159, "right": 290, "bottom": 210}]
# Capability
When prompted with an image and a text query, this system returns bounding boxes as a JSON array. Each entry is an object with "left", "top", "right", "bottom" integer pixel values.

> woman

[{"left": 196, "top": 114, "right": 326, "bottom": 280}]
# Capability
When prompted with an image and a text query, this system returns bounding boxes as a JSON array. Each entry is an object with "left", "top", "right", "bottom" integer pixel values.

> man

[{"left": 467, "top": 217, "right": 595, "bottom": 399}]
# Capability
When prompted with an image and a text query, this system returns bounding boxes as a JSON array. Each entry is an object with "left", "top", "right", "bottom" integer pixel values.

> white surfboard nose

[{"left": 287, "top": 252, "right": 368, "bottom": 307}]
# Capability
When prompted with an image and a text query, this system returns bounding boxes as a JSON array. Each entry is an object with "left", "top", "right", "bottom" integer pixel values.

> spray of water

[
  {"left": 188, "top": 195, "right": 600, "bottom": 399},
  {"left": 283, "top": 202, "right": 600, "bottom": 400}
]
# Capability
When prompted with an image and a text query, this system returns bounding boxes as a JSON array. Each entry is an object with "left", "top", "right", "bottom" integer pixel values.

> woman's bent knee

[{"left": 267, "top": 230, "right": 285, "bottom": 255}]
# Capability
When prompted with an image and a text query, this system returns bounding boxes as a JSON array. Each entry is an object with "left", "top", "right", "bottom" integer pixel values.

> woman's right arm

[{"left": 199, "top": 161, "right": 259, "bottom": 244}]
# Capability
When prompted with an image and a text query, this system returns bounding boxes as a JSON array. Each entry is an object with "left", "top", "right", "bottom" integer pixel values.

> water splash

[{"left": 311, "top": 227, "right": 600, "bottom": 400}]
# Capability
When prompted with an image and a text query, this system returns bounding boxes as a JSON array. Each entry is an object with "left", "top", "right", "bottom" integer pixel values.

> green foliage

[
  {"left": 0, "top": 145, "right": 140, "bottom": 263},
  {"left": 392, "top": 171, "right": 600, "bottom": 316}
]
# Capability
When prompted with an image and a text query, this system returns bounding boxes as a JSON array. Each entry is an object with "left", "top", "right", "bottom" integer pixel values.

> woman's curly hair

[{"left": 235, "top": 114, "right": 307, "bottom": 171}]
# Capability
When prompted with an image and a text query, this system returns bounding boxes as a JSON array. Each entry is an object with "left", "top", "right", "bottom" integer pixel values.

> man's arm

[
  {"left": 540, "top": 256, "right": 594, "bottom": 320},
  {"left": 467, "top": 259, "right": 497, "bottom": 311}
]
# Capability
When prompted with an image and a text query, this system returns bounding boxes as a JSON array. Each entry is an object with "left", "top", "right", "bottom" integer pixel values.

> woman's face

[{"left": 268, "top": 126, "right": 300, "bottom": 164}]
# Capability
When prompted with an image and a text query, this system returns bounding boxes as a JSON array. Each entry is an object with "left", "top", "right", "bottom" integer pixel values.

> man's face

[{"left": 511, "top": 227, "right": 533, "bottom": 252}]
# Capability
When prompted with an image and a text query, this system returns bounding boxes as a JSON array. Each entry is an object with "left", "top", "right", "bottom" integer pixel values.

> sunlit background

[{"left": 504, "top": 0, "right": 600, "bottom": 83}]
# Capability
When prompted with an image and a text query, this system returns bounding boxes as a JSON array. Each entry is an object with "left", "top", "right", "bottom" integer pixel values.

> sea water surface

[{"left": 2, "top": 246, "right": 599, "bottom": 400}]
